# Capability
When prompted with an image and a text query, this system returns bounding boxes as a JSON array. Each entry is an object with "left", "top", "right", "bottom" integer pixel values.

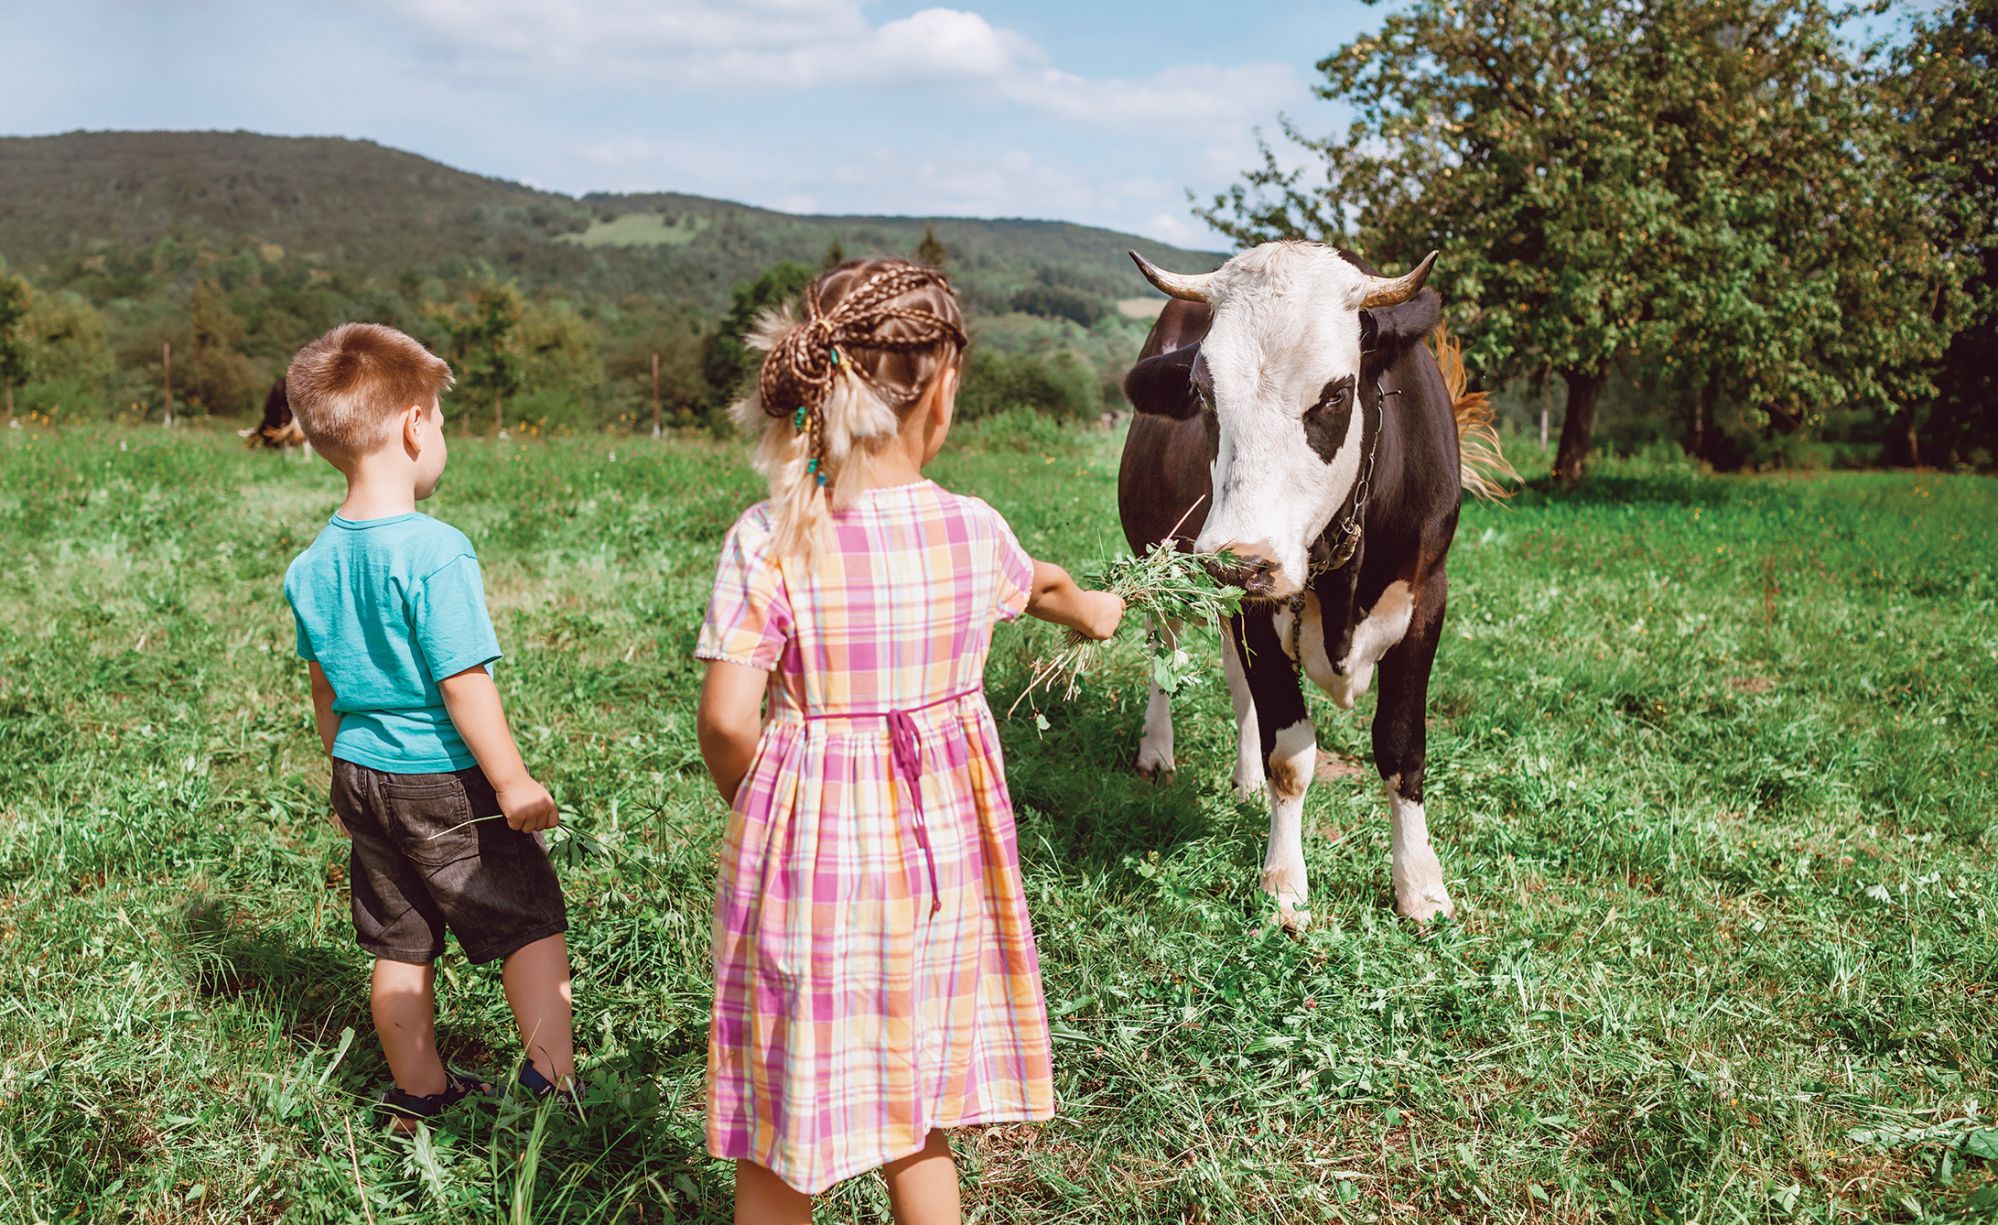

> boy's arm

[
  {"left": 308, "top": 663, "right": 340, "bottom": 756},
  {"left": 698, "top": 661, "right": 769, "bottom": 807},
  {"left": 437, "top": 668, "right": 558, "bottom": 833},
  {"left": 307, "top": 663, "right": 349, "bottom": 836},
  {"left": 1025, "top": 559, "right": 1125, "bottom": 640}
]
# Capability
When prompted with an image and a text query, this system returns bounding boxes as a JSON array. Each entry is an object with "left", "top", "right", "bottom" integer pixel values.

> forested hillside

[{"left": 0, "top": 131, "right": 1213, "bottom": 429}]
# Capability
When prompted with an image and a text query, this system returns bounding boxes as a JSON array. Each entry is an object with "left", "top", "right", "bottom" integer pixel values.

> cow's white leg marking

[
  {"left": 1262, "top": 718, "right": 1316, "bottom": 929},
  {"left": 1387, "top": 772, "right": 1453, "bottom": 922},
  {"left": 1316, "top": 580, "right": 1414, "bottom": 709},
  {"left": 1135, "top": 617, "right": 1181, "bottom": 779},
  {"left": 1220, "top": 625, "right": 1263, "bottom": 801}
]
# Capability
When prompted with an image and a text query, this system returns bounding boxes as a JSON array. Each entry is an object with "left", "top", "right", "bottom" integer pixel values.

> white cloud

[{"left": 379, "top": 1, "right": 1299, "bottom": 138}]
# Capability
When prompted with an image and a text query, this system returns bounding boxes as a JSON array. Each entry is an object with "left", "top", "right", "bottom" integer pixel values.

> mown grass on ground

[{"left": 0, "top": 425, "right": 1992, "bottom": 1223}]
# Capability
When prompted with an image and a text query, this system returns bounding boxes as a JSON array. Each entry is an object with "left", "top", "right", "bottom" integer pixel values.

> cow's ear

[
  {"left": 1123, "top": 344, "right": 1203, "bottom": 420},
  {"left": 1358, "top": 309, "right": 1379, "bottom": 356}
]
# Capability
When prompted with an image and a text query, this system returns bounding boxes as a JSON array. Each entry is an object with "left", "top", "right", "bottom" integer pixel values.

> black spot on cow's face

[{"left": 1302, "top": 374, "right": 1356, "bottom": 463}]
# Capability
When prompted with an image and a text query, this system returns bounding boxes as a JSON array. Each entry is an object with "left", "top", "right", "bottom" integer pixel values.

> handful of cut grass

[{"left": 1008, "top": 543, "right": 1245, "bottom": 722}]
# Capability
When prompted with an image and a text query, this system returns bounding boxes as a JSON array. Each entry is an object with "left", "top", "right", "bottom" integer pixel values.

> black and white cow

[{"left": 1119, "top": 241, "right": 1503, "bottom": 928}]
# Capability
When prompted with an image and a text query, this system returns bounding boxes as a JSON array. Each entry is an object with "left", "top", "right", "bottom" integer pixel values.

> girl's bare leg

[
  {"left": 882, "top": 1130, "right": 960, "bottom": 1225},
  {"left": 735, "top": 1159, "right": 811, "bottom": 1225}
]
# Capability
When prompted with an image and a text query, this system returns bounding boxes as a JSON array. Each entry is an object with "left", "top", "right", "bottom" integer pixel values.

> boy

[{"left": 282, "top": 322, "right": 576, "bottom": 1130}]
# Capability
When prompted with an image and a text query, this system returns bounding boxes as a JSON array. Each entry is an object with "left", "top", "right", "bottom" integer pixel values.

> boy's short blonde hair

[{"left": 285, "top": 323, "right": 454, "bottom": 460}]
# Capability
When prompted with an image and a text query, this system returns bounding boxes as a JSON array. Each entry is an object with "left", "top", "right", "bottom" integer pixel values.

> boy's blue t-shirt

[{"left": 284, "top": 512, "right": 502, "bottom": 774}]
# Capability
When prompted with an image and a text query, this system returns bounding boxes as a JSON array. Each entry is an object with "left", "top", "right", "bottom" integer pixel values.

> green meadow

[{"left": 0, "top": 425, "right": 1992, "bottom": 1222}]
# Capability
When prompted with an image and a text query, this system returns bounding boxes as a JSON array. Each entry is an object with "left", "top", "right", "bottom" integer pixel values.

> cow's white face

[
  {"left": 1187, "top": 244, "right": 1381, "bottom": 595},
  {"left": 1133, "top": 241, "right": 1434, "bottom": 598}
]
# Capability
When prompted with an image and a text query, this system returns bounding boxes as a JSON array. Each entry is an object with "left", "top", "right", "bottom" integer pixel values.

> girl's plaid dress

[{"left": 695, "top": 480, "right": 1055, "bottom": 1194}]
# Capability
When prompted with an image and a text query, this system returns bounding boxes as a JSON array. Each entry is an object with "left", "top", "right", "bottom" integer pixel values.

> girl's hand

[{"left": 1075, "top": 591, "right": 1126, "bottom": 641}]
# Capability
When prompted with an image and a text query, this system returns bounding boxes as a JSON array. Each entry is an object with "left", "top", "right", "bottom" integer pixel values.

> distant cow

[
  {"left": 1119, "top": 242, "right": 1512, "bottom": 928},
  {"left": 239, "top": 378, "right": 308, "bottom": 450}
]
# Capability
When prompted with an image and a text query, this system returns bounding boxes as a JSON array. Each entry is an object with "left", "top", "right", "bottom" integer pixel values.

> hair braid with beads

[{"left": 733, "top": 258, "right": 967, "bottom": 558}]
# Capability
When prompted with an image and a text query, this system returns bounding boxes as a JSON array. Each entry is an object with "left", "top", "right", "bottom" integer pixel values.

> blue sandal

[
  {"left": 517, "top": 1061, "right": 584, "bottom": 1112},
  {"left": 378, "top": 1069, "right": 492, "bottom": 1128}
]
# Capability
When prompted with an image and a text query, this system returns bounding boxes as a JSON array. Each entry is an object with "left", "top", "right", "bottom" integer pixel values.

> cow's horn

[
  {"left": 1359, "top": 250, "right": 1439, "bottom": 308},
  {"left": 1129, "top": 250, "right": 1215, "bottom": 303}
]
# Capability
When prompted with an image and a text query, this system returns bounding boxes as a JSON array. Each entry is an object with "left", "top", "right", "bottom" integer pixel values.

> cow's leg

[
  {"left": 1241, "top": 610, "right": 1313, "bottom": 929},
  {"left": 1135, "top": 617, "right": 1181, "bottom": 780},
  {"left": 1221, "top": 615, "right": 1264, "bottom": 801},
  {"left": 1373, "top": 574, "right": 1453, "bottom": 922}
]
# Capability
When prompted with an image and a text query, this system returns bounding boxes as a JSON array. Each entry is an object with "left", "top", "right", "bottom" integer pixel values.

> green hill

[
  {"left": 0, "top": 131, "right": 1214, "bottom": 315},
  {"left": 0, "top": 131, "right": 1213, "bottom": 427}
]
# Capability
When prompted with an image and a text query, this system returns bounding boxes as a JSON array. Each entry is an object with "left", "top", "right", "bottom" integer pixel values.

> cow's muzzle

[{"left": 1204, "top": 542, "right": 1282, "bottom": 598}]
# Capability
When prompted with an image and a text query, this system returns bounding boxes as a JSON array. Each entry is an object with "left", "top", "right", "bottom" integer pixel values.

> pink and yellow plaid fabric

[{"left": 695, "top": 480, "right": 1052, "bottom": 1194}]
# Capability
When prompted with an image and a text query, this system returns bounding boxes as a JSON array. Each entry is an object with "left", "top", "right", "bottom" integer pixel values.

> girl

[{"left": 695, "top": 259, "right": 1123, "bottom": 1223}]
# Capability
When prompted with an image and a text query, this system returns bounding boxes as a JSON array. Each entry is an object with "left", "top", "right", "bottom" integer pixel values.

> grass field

[{"left": 1, "top": 425, "right": 1993, "bottom": 1223}]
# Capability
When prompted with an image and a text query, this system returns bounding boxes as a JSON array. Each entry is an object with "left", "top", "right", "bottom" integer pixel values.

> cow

[
  {"left": 1118, "top": 241, "right": 1512, "bottom": 929},
  {"left": 238, "top": 378, "right": 309, "bottom": 451}
]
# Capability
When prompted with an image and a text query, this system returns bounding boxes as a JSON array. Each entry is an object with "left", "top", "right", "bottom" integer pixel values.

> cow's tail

[{"left": 1430, "top": 322, "right": 1517, "bottom": 501}]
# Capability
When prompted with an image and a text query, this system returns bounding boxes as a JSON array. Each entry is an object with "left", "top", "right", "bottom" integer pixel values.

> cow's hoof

[
  {"left": 1232, "top": 767, "right": 1266, "bottom": 804},
  {"left": 1135, "top": 749, "right": 1176, "bottom": 782},
  {"left": 1276, "top": 905, "right": 1312, "bottom": 934},
  {"left": 1394, "top": 889, "right": 1455, "bottom": 924}
]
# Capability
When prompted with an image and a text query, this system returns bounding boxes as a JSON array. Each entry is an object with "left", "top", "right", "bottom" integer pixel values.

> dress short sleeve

[
  {"left": 988, "top": 506, "right": 1036, "bottom": 623},
  {"left": 412, "top": 554, "right": 504, "bottom": 680},
  {"left": 696, "top": 506, "right": 792, "bottom": 671}
]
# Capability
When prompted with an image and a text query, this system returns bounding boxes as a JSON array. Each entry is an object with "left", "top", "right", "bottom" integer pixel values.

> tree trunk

[
  {"left": 1553, "top": 368, "right": 1604, "bottom": 487},
  {"left": 162, "top": 341, "right": 174, "bottom": 429},
  {"left": 1689, "top": 380, "right": 1715, "bottom": 464},
  {"left": 652, "top": 351, "right": 662, "bottom": 438},
  {"left": 494, "top": 391, "right": 502, "bottom": 436}
]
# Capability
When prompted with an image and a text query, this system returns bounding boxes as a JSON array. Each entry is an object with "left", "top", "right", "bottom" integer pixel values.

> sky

[{"left": 0, "top": 0, "right": 1392, "bottom": 247}]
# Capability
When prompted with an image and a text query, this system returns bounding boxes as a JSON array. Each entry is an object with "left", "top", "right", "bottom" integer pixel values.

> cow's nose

[{"left": 1204, "top": 542, "right": 1277, "bottom": 595}]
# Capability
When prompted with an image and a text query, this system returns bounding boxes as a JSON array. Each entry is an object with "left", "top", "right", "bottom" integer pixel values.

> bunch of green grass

[{"left": 1008, "top": 543, "right": 1244, "bottom": 720}]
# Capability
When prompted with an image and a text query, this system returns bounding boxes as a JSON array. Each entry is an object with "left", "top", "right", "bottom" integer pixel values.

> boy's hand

[
  {"left": 1075, "top": 591, "right": 1126, "bottom": 641},
  {"left": 498, "top": 777, "right": 559, "bottom": 833}
]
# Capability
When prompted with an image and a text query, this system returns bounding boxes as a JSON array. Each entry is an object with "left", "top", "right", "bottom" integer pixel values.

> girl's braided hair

[{"left": 734, "top": 258, "right": 968, "bottom": 558}]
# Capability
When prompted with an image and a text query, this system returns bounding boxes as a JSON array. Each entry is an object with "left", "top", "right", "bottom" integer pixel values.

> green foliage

[
  {"left": 1010, "top": 282, "right": 1108, "bottom": 327},
  {"left": 0, "top": 264, "right": 33, "bottom": 417},
  {"left": 1891, "top": 0, "right": 1998, "bottom": 466},
  {"left": 700, "top": 261, "right": 814, "bottom": 415},
  {"left": 0, "top": 428, "right": 1993, "bottom": 1220},
  {"left": 430, "top": 277, "right": 527, "bottom": 433},
  {"left": 1205, "top": 0, "right": 1961, "bottom": 480},
  {"left": 958, "top": 347, "right": 1100, "bottom": 421},
  {"left": 916, "top": 224, "right": 949, "bottom": 270}
]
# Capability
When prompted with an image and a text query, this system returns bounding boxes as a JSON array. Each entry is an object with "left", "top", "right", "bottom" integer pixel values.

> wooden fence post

[
  {"left": 163, "top": 341, "right": 174, "bottom": 429},
  {"left": 652, "top": 351, "right": 662, "bottom": 438}
]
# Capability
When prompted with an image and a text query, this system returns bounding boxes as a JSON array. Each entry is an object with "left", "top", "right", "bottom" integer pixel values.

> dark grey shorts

[{"left": 332, "top": 759, "right": 568, "bottom": 965}]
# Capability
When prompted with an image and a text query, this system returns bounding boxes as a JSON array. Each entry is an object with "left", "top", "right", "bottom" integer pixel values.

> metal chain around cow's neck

[{"left": 1283, "top": 379, "right": 1397, "bottom": 668}]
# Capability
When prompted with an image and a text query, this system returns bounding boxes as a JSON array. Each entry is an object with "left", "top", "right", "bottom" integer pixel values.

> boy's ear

[{"left": 402, "top": 403, "right": 426, "bottom": 454}]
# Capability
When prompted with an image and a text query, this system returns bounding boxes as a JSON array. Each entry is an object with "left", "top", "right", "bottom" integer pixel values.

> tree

[
  {"left": 1204, "top": 0, "right": 1954, "bottom": 482},
  {"left": 701, "top": 261, "right": 815, "bottom": 414},
  {"left": 821, "top": 239, "right": 847, "bottom": 270},
  {"left": 916, "top": 225, "right": 949, "bottom": 270},
  {"left": 186, "top": 275, "right": 260, "bottom": 415},
  {"left": 1892, "top": 0, "right": 1998, "bottom": 466},
  {"left": 431, "top": 277, "right": 525, "bottom": 433},
  {"left": 0, "top": 267, "right": 31, "bottom": 424}
]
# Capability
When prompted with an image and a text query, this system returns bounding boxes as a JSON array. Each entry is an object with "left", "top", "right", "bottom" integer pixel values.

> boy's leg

[
  {"left": 735, "top": 1160, "right": 812, "bottom": 1225},
  {"left": 501, "top": 933, "right": 574, "bottom": 1089},
  {"left": 372, "top": 957, "right": 446, "bottom": 1096},
  {"left": 882, "top": 1130, "right": 961, "bottom": 1225}
]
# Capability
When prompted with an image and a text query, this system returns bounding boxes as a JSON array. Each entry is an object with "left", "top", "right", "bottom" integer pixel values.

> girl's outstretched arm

[
  {"left": 1026, "top": 560, "right": 1125, "bottom": 640},
  {"left": 698, "top": 660, "right": 769, "bottom": 805}
]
